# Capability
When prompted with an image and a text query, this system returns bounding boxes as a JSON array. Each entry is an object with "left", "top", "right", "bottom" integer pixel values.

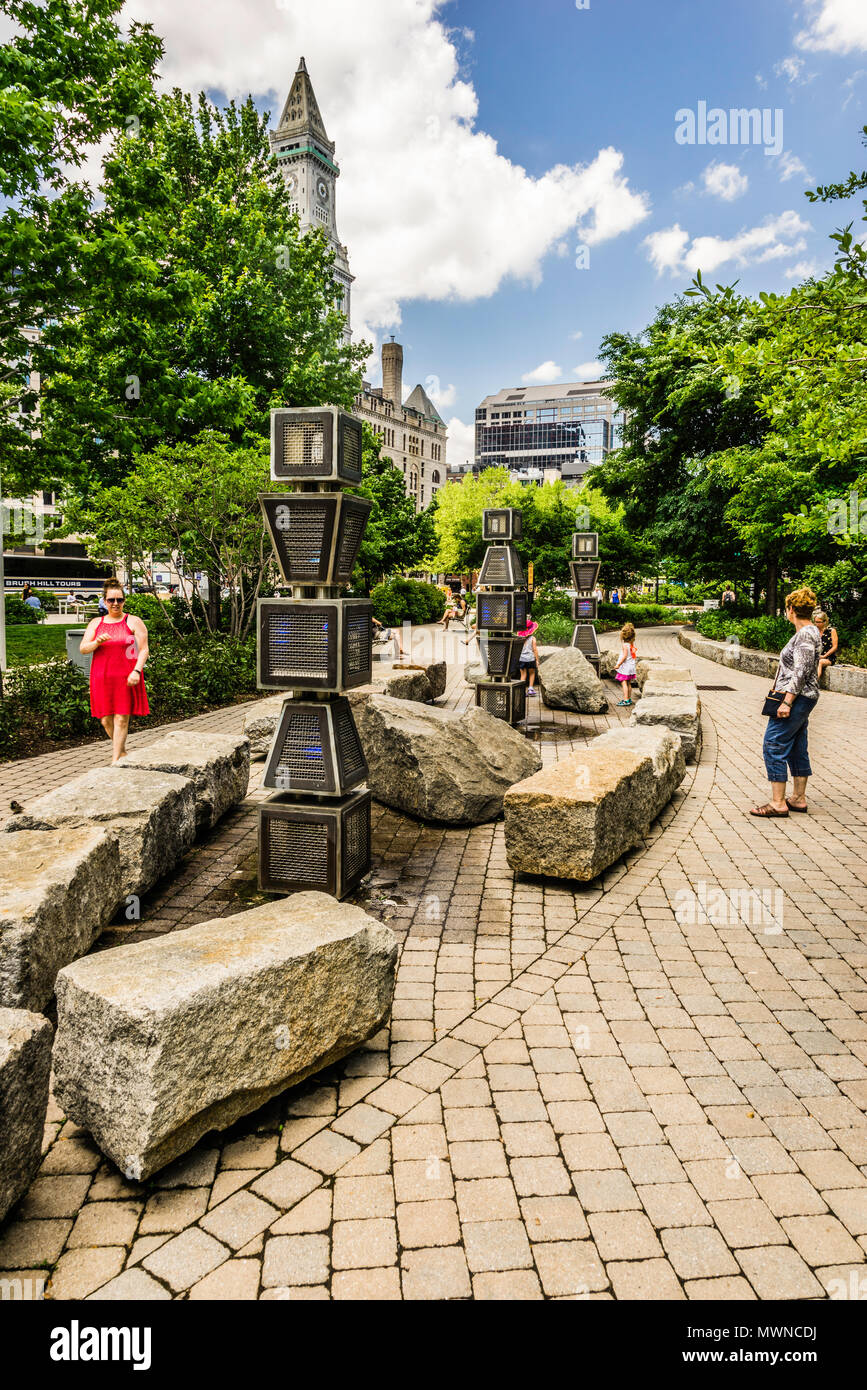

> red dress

[{"left": 89, "top": 616, "right": 150, "bottom": 718}]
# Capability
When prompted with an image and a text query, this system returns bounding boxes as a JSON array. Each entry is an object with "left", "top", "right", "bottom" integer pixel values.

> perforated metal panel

[
  {"left": 260, "top": 494, "right": 372, "bottom": 585},
  {"left": 479, "top": 635, "right": 524, "bottom": 680},
  {"left": 257, "top": 789, "right": 371, "bottom": 898},
  {"left": 571, "top": 623, "right": 600, "bottom": 659},
  {"left": 483, "top": 508, "right": 522, "bottom": 542},
  {"left": 571, "top": 596, "right": 598, "bottom": 621},
  {"left": 343, "top": 605, "right": 373, "bottom": 685},
  {"left": 572, "top": 532, "right": 599, "bottom": 558},
  {"left": 270, "top": 408, "right": 361, "bottom": 483},
  {"left": 475, "top": 679, "right": 526, "bottom": 725},
  {"left": 273, "top": 707, "right": 329, "bottom": 789},
  {"left": 477, "top": 590, "right": 527, "bottom": 633},
  {"left": 478, "top": 545, "right": 525, "bottom": 588},
  {"left": 333, "top": 700, "right": 367, "bottom": 786},
  {"left": 257, "top": 599, "right": 372, "bottom": 691},
  {"left": 570, "top": 560, "right": 601, "bottom": 595}
]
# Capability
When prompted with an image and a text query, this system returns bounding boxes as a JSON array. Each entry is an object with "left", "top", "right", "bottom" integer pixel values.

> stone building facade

[{"left": 355, "top": 339, "right": 448, "bottom": 512}]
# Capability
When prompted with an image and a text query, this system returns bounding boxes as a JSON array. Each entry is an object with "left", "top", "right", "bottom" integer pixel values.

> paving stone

[
  {"left": 781, "top": 1214, "right": 864, "bottom": 1267},
  {"left": 67, "top": 1201, "right": 141, "bottom": 1249},
  {"left": 199, "top": 1191, "right": 277, "bottom": 1250},
  {"left": 473, "top": 1270, "right": 544, "bottom": 1299},
  {"left": 607, "top": 1258, "right": 685, "bottom": 1300},
  {"left": 140, "top": 1187, "right": 209, "bottom": 1234},
  {"left": 291, "top": 1130, "right": 361, "bottom": 1175},
  {"left": 684, "top": 1276, "right": 756, "bottom": 1300},
  {"left": 0, "top": 1219, "right": 71, "bottom": 1269},
  {"left": 571, "top": 1169, "right": 641, "bottom": 1211},
  {"left": 188, "top": 1258, "right": 261, "bottom": 1300},
  {"left": 333, "top": 1267, "right": 402, "bottom": 1300},
  {"left": 402, "top": 1246, "right": 472, "bottom": 1300},
  {"left": 143, "top": 1227, "right": 229, "bottom": 1292},
  {"left": 249, "top": 1161, "right": 320, "bottom": 1210},
  {"left": 262, "top": 1234, "right": 330, "bottom": 1288},
  {"left": 48, "top": 1246, "right": 126, "bottom": 1300},
  {"left": 705, "top": 1198, "right": 787, "bottom": 1248},
  {"left": 17, "top": 1174, "right": 92, "bottom": 1219},
  {"left": 736, "top": 1245, "right": 825, "bottom": 1299},
  {"left": 463, "top": 1219, "right": 534, "bottom": 1273},
  {"left": 532, "top": 1240, "right": 608, "bottom": 1296},
  {"left": 332, "top": 1217, "right": 397, "bottom": 1270},
  {"left": 397, "top": 1199, "right": 461, "bottom": 1249},
  {"left": 661, "top": 1226, "right": 739, "bottom": 1279},
  {"left": 86, "top": 1268, "right": 172, "bottom": 1300},
  {"left": 521, "top": 1196, "right": 589, "bottom": 1242},
  {"left": 588, "top": 1210, "right": 663, "bottom": 1261}
]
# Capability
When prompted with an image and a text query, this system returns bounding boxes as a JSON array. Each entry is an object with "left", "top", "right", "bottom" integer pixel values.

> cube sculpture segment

[
  {"left": 571, "top": 533, "right": 601, "bottom": 665},
  {"left": 475, "top": 508, "right": 530, "bottom": 726},
  {"left": 258, "top": 407, "right": 372, "bottom": 900}
]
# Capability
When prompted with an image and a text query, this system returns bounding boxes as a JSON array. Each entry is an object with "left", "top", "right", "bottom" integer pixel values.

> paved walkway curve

[{"left": 1, "top": 628, "right": 865, "bottom": 1301}]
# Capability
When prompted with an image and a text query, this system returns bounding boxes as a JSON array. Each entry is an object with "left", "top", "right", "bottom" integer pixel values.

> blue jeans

[{"left": 762, "top": 694, "right": 816, "bottom": 782}]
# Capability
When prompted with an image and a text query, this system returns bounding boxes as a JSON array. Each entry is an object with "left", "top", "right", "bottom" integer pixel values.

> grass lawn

[{"left": 5, "top": 622, "right": 80, "bottom": 666}]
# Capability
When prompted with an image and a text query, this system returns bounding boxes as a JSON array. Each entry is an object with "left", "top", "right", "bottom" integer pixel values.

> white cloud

[
  {"left": 522, "top": 360, "right": 562, "bottom": 384},
  {"left": 445, "top": 416, "right": 475, "bottom": 470},
  {"left": 122, "top": 0, "right": 650, "bottom": 339},
  {"left": 775, "top": 55, "right": 807, "bottom": 82},
  {"left": 644, "top": 210, "right": 811, "bottom": 276},
  {"left": 794, "top": 0, "right": 867, "bottom": 53},
  {"left": 421, "top": 376, "right": 456, "bottom": 407},
  {"left": 702, "top": 161, "right": 748, "bottom": 201},
  {"left": 572, "top": 361, "right": 604, "bottom": 380},
  {"left": 843, "top": 69, "right": 866, "bottom": 108},
  {"left": 569, "top": 330, "right": 584, "bottom": 341},
  {"left": 778, "top": 151, "right": 811, "bottom": 182},
  {"left": 755, "top": 72, "right": 768, "bottom": 89},
  {"left": 784, "top": 259, "right": 819, "bottom": 278}
]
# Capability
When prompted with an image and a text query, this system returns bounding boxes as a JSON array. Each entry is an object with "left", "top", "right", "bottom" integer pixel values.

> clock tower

[{"left": 269, "top": 58, "right": 353, "bottom": 339}]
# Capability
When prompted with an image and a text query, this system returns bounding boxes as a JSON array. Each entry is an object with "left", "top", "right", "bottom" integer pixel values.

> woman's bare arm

[{"left": 79, "top": 617, "right": 107, "bottom": 654}]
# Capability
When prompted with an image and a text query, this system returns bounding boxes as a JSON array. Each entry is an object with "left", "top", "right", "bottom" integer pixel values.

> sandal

[
  {"left": 750, "top": 804, "right": 789, "bottom": 818},
  {"left": 785, "top": 799, "right": 808, "bottom": 813}
]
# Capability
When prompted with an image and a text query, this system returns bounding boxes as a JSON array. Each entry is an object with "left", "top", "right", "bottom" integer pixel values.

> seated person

[
  {"left": 814, "top": 609, "right": 838, "bottom": 678},
  {"left": 372, "top": 616, "right": 406, "bottom": 658}
]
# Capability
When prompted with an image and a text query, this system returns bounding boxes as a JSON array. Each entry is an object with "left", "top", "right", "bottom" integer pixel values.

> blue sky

[
  {"left": 45, "top": 0, "right": 867, "bottom": 464},
  {"left": 390, "top": 0, "right": 867, "bottom": 463}
]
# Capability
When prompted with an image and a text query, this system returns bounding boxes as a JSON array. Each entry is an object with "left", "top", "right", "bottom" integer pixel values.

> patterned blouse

[{"left": 777, "top": 624, "right": 821, "bottom": 701}]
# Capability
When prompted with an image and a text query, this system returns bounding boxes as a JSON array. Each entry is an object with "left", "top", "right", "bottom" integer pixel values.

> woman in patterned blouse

[{"left": 751, "top": 587, "right": 821, "bottom": 818}]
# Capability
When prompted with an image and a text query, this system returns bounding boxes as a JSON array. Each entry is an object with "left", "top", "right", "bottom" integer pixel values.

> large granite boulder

[
  {"left": 118, "top": 732, "right": 250, "bottom": 830},
  {"left": 383, "top": 669, "right": 432, "bottom": 702},
  {"left": 597, "top": 649, "right": 621, "bottom": 680},
  {"left": 635, "top": 660, "right": 690, "bottom": 691},
  {"left": 504, "top": 727, "right": 685, "bottom": 881},
  {"left": 538, "top": 647, "right": 609, "bottom": 714},
  {"left": 464, "top": 661, "right": 485, "bottom": 686},
  {"left": 0, "top": 829, "right": 122, "bottom": 1012},
  {"left": 5, "top": 768, "right": 197, "bottom": 900},
  {"left": 424, "top": 661, "right": 447, "bottom": 700},
  {"left": 0, "top": 1008, "right": 53, "bottom": 1222},
  {"left": 244, "top": 695, "right": 288, "bottom": 759},
  {"left": 52, "top": 893, "right": 397, "bottom": 1180},
  {"left": 354, "top": 696, "right": 541, "bottom": 824},
  {"left": 630, "top": 681, "right": 702, "bottom": 762}
]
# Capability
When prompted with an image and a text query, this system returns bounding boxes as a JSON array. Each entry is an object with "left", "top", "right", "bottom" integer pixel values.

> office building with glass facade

[{"left": 474, "top": 380, "right": 623, "bottom": 485}]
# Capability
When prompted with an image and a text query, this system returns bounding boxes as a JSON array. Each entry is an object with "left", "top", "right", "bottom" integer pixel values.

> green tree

[
  {"left": 1, "top": 0, "right": 163, "bottom": 492},
  {"left": 19, "top": 89, "right": 367, "bottom": 497},
  {"left": 65, "top": 432, "right": 274, "bottom": 638},
  {"left": 353, "top": 425, "right": 437, "bottom": 589}
]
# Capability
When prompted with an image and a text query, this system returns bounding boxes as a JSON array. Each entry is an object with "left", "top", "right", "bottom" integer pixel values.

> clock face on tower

[
  {"left": 317, "top": 178, "right": 329, "bottom": 203},
  {"left": 285, "top": 172, "right": 298, "bottom": 194}
]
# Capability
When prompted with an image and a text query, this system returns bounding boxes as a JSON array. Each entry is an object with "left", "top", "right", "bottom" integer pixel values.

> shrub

[
  {"left": 0, "top": 657, "right": 91, "bottom": 753},
  {"left": 695, "top": 612, "right": 792, "bottom": 652},
  {"left": 838, "top": 632, "right": 867, "bottom": 668},
  {"left": 124, "top": 593, "right": 171, "bottom": 633},
  {"left": 371, "top": 578, "right": 446, "bottom": 626},
  {"left": 5, "top": 595, "right": 45, "bottom": 625},
  {"left": 535, "top": 613, "right": 574, "bottom": 645}
]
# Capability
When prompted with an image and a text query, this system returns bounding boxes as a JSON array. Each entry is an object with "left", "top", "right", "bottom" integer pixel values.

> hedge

[
  {"left": 371, "top": 578, "right": 446, "bottom": 626},
  {"left": 0, "top": 634, "right": 259, "bottom": 761},
  {"left": 5, "top": 595, "right": 45, "bottom": 625}
]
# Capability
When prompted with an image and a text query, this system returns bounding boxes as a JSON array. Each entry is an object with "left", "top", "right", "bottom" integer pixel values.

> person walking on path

[
  {"left": 751, "top": 586, "right": 821, "bottom": 818},
  {"left": 79, "top": 578, "right": 150, "bottom": 763},
  {"left": 614, "top": 622, "right": 637, "bottom": 706},
  {"left": 517, "top": 619, "right": 540, "bottom": 696},
  {"left": 814, "top": 610, "right": 839, "bottom": 680}
]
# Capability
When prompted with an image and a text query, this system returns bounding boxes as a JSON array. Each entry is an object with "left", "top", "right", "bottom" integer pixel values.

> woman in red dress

[{"left": 80, "top": 578, "right": 150, "bottom": 763}]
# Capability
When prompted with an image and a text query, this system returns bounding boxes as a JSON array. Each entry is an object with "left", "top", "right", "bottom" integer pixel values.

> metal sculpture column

[
  {"left": 256, "top": 407, "right": 373, "bottom": 900},
  {"left": 570, "top": 530, "right": 601, "bottom": 667},
  {"left": 474, "top": 508, "right": 529, "bottom": 725}
]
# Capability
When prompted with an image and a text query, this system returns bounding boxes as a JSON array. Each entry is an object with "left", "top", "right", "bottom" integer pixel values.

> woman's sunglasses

[{"left": 106, "top": 597, "right": 125, "bottom": 605}]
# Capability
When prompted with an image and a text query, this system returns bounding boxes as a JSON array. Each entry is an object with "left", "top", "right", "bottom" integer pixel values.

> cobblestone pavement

[{"left": 2, "top": 627, "right": 866, "bottom": 1301}]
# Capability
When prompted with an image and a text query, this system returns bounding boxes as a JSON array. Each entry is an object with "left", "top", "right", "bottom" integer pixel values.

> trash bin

[{"left": 66, "top": 629, "right": 91, "bottom": 673}]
